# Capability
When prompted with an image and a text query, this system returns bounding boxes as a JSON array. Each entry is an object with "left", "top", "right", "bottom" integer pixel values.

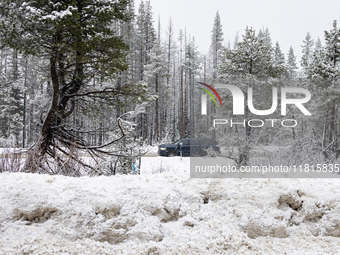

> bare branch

[{"left": 0, "top": 77, "right": 22, "bottom": 88}]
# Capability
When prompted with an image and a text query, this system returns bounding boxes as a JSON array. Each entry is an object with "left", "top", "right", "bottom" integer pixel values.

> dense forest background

[{"left": 1, "top": 0, "right": 340, "bottom": 173}]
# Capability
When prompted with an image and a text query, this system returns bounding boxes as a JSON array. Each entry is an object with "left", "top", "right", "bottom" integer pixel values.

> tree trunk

[
  {"left": 39, "top": 56, "right": 60, "bottom": 155},
  {"left": 155, "top": 73, "right": 159, "bottom": 142},
  {"left": 22, "top": 58, "right": 28, "bottom": 148},
  {"left": 180, "top": 66, "right": 184, "bottom": 139},
  {"left": 242, "top": 91, "right": 251, "bottom": 166}
]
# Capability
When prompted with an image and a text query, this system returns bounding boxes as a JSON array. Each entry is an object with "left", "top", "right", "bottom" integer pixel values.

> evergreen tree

[
  {"left": 210, "top": 11, "right": 224, "bottom": 79},
  {"left": 219, "top": 27, "right": 284, "bottom": 165},
  {"left": 258, "top": 27, "right": 272, "bottom": 48},
  {"left": 165, "top": 17, "right": 177, "bottom": 142},
  {"left": 315, "top": 37, "right": 322, "bottom": 50},
  {"left": 178, "top": 29, "right": 185, "bottom": 139},
  {"left": 274, "top": 41, "right": 285, "bottom": 69},
  {"left": 136, "top": 0, "right": 156, "bottom": 80},
  {"left": 143, "top": 37, "right": 167, "bottom": 142},
  {"left": 220, "top": 27, "right": 280, "bottom": 78},
  {"left": 308, "top": 20, "right": 340, "bottom": 153},
  {"left": 165, "top": 17, "right": 175, "bottom": 86},
  {"left": 324, "top": 20, "right": 340, "bottom": 69},
  {"left": 135, "top": 0, "right": 156, "bottom": 142},
  {"left": 233, "top": 31, "right": 239, "bottom": 50},
  {"left": 301, "top": 32, "right": 314, "bottom": 69},
  {"left": 226, "top": 40, "right": 231, "bottom": 50},
  {"left": 184, "top": 37, "right": 200, "bottom": 138},
  {"left": 0, "top": 0, "right": 137, "bottom": 172},
  {"left": 308, "top": 21, "right": 340, "bottom": 80},
  {"left": 286, "top": 46, "right": 298, "bottom": 78}
]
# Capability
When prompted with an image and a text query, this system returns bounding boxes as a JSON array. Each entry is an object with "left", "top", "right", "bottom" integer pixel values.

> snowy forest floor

[{"left": 1, "top": 158, "right": 340, "bottom": 254}]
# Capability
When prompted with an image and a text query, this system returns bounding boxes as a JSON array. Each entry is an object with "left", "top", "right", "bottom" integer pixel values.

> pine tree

[
  {"left": 219, "top": 26, "right": 284, "bottom": 165},
  {"left": 315, "top": 37, "right": 322, "bottom": 50},
  {"left": 258, "top": 27, "right": 272, "bottom": 48},
  {"left": 136, "top": 0, "right": 156, "bottom": 80},
  {"left": 274, "top": 41, "right": 285, "bottom": 70},
  {"left": 321, "top": 20, "right": 340, "bottom": 151},
  {"left": 119, "top": 0, "right": 137, "bottom": 82},
  {"left": 306, "top": 20, "right": 340, "bottom": 156},
  {"left": 233, "top": 32, "right": 239, "bottom": 50},
  {"left": 135, "top": 0, "right": 156, "bottom": 142},
  {"left": 301, "top": 32, "right": 314, "bottom": 69},
  {"left": 210, "top": 11, "right": 224, "bottom": 79},
  {"left": 324, "top": 20, "right": 340, "bottom": 69},
  {"left": 166, "top": 17, "right": 175, "bottom": 85},
  {"left": 308, "top": 21, "right": 340, "bottom": 79},
  {"left": 143, "top": 37, "right": 167, "bottom": 142},
  {"left": 286, "top": 46, "right": 298, "bottom": 78},
  {"left": 0, "top": 0, "right": 135, "bottom": 172},
  {"left": 178, "top": 29, "right": 185, "bottom": 139},
  {"left": 185, "top": 37, "right": 200, "bottom": 138},
  {"left": 220, "top": 27, "right": 280, "bottom": 78},
  {"left": 165, "top": 17, "right": 177, "bottom": 142}
]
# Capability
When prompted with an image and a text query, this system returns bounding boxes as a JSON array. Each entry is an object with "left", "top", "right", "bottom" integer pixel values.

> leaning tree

[{"left": 0, "top": 0, "right": 146, "bottom": 174}]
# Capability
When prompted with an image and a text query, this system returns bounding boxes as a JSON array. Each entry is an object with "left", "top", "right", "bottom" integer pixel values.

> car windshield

[
  {"left": 200, "top": 139, "right": 218, "bottom": 145},
  {"left": 173, "top": 140, "right": 182, "bottom": 145}
]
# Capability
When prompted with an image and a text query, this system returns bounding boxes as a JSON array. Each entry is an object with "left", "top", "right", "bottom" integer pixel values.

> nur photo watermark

[{"left": 191, "top": 80, "right": 340, "bottom": 178}]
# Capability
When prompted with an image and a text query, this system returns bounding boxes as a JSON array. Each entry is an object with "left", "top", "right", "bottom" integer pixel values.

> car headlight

[{"left": 160, "top": 148, "right": 167, "bottom": 151}]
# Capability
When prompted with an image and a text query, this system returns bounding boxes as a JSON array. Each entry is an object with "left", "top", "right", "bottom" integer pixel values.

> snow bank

[
  {"left": 1, "top": 170, "right": 340, "bottom": 254},
  {"left": 140, "top": 157, "right": 190, "bottom": 174}
]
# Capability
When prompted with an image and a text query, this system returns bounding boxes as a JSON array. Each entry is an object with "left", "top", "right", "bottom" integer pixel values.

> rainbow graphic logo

[{"left": 197, "top": 82, "right": 222, "bottom": 115}]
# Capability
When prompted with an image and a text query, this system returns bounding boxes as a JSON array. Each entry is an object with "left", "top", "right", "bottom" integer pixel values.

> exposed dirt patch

[
  {"left": 278, "top": 191, "right": 303, "bottom": 211},
  {"left": 14, "top": 207, "right": 58, "bottom": 224}
]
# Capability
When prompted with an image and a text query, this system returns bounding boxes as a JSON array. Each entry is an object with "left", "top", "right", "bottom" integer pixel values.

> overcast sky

[{"left": 135, "top": 0, "right": 340, "bottom": 67}]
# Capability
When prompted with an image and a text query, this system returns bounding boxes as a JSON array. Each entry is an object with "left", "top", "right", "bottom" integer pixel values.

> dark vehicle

[{"left": 158, "top": 138, "right": 220, "bottom": 157}]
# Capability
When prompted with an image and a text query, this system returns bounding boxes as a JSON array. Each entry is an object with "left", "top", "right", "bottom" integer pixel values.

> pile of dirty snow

[{"left": 0, "top": 172, "right": 340, "bottom": 254}]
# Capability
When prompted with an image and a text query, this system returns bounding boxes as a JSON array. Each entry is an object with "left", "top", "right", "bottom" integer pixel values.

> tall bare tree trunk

[
  {"left": 154, "top": 73, "right": 159, "bottom": 142},
  {"left": 23, "top": 57, "right": 28, "bottom": 148},
  {"left": 180, "top": 66, "right": 184, "bottom": 139}
]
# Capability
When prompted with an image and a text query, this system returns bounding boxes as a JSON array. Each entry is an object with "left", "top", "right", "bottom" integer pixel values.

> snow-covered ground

[
  {"left": 1, "top": 158, "right": 340, "bottom": 254},
  {"left": 140, "top": 156, "right": 190, "bottom": 175}
]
